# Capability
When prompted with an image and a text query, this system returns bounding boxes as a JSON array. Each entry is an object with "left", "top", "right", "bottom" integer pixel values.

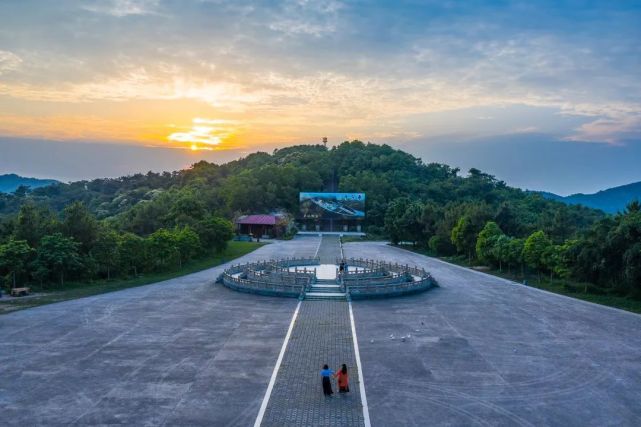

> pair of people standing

[
  {"left": 338, "top": 261, "right": 348, "bottom": 274},
  {"left": 320, "top": 364, "right": 349, "bottom": 396}
]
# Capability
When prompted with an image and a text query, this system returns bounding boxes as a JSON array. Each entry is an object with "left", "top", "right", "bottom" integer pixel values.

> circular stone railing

[
  {"left": 336, "top": 257, "right": 437, "bottom": 299},
  {"left": 218, "top": 256, "right": 438, "bottom": 300},
  {"left": 219, "top": 257, "right": 320, "bottom": 298}
]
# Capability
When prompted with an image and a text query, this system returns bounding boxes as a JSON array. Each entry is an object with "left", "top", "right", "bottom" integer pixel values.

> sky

[{"left": 0, "top": 0, "right": 640, "bottom": 195}]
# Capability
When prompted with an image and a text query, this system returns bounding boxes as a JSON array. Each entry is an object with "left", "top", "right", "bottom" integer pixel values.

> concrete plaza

[
  {"left": 0, "top": 238, "right": 317, "bottom": 425},
  {"left": 347, "top": 242, "right": 641, "bottom": 426},
  {"left": 1, "top": 237, "right": 641, "bottom": 426}
]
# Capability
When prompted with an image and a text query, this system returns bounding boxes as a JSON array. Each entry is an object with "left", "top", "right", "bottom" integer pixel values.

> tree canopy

[{"left": 1, "top": 141, "right": 637, "bottom": 299}]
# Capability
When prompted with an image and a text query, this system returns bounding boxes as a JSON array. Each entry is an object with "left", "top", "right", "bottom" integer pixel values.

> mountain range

[
  {"left": 0, "top": 174, "right": 59, "bottom": 193},
  {"left": 540, "top": 181, "right": 641, "bottom": 213}
]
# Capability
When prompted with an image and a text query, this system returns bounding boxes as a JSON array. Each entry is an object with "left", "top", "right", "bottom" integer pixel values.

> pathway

[
  {"left": 258, "top": 235, "right": 365, "bottom": 426},
  {"left": 316, "top": 234, "right": 341, "bottom": 264},
  {"left": 259, "top": 301, "right": 365, "bottom": 427}
]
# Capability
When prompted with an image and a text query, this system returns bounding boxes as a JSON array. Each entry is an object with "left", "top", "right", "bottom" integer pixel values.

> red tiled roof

[{"left": 236, "top": 214, "right": 278, "bottom": 225}]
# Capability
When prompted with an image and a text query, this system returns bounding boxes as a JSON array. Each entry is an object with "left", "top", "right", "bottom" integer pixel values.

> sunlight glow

[{"left": 167, "top": 117, "right": 238, "bottom": 149}]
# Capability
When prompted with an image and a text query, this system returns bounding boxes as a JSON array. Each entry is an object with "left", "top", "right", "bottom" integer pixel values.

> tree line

[
  {"left": 2, "top": 141, "right": 635, "bottom": 298},
  {"left": 385, "top": 197, "right": 641, "bottom": 298},
  {"left": 0, "top": 201, "right": 233, "bottom": 289}
]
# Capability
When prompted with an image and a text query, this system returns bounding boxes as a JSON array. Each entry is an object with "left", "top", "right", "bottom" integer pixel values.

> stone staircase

[{"left": 305, "top": 278, "right": 347, "bottom": 301}]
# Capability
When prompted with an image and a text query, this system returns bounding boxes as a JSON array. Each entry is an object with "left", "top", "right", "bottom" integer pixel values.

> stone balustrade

[{"left": 219, "top": 256, "right": 437, "bottom": 299}]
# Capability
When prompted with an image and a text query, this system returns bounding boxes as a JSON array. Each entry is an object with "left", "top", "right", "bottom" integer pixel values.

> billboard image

[{"left": 299, "top": 192, "right": 365, "bottom": 220}]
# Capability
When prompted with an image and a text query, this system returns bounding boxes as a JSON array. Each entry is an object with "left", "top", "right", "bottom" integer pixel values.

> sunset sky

[{"left": 1, "top": 0, "right": 640, "bottom": 194}]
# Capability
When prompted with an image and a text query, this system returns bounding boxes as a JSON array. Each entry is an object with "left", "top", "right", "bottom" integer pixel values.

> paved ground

[
  {"left": 346, "top": 242, "right": 641, "bottom": 427},
  {"left": 261, "top": 235, "right": 363, "bottom": 426},
  {"left": 3, "top": 237, "right": 641, "bottom": 426},
  {"left": 316, "top": 234, "right": 341, "bottom": 264},
  {"left": 0, "top": 237, "right": 319, "bottom": 426},
  {"left": 261, "top": 301, "right": 364, "bottom": 427}
]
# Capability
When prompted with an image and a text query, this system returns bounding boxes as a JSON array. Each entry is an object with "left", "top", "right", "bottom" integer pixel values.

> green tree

[
  {"left": 33, "top": 233, "right": 82, "bottom": 286},
  {"left": 428, "top": 235, "right": 453, "bottom": 255},
  {"left": 384, "top": 198, "right": 411, "bottom": 245},
  {"left": 195, "top": 216, "right": 233, "bottom": 253},
  {"left": 548, "top": 205, "right": 577, "bottom": 243},
  {"left": 61, "top": 202, "right": 99, "bottom": 254},
  {"left": 385, "top": 197, "right": 409, "bottom": 245},
  {"left": 619, "top": 203, "right": 641, "bottom": 293},
  {"left": 148, "top": 228, "right": 179, "bottom": 270},
  {"left": 167, "top": 189, "right": 208, "bottom": 227},
  {"left": 549, "top": 240, "right": 578, "bottom": 280},
  {"left": 491, "top": 234, "right": 511, "bottom": 272},
  {"left": 92, "top": 229, "right": 120, "bottom": 280},
  {"left": 121, "top": 199, "right": 167, "bottom": 235},
  {"left": 0, "top": 239, "right": 34, "bottom": 289},
  {"left": 476, "top": 221, "right": 504, "bottom": 265},
  {"left": 623, "top": 242, "right": 641, "bottom": 296},
  {"left": 507, "top": 238, "right": 525, "bottom": 276},
  {"left": 118, "top": 232, "right": 146, "bottom": 276},
  {"left": 174, "top": 226, "right": 201, "bottom": 268},
  {"left": 542, "top": 245, "right": 563, "bottom": 280},
  {"left": 13, "top": 203, "right": 57, "bottom": 247},
  {"left": 403, "top": 201, "right": 425, "bottom": 246},
  {"left": 523, "top": 231, "right": 552, "bottom": 282},
  {"left": 451, "top": 216, "right": 477, "bottom": 262},
  {"left": 419, "top": 203, "right": 442, "bottom": 241}
]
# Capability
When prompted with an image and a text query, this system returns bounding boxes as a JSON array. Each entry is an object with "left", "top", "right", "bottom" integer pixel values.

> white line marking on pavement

[
  {"left": 314, "top": 235, "right": 323, "bottom": 258},
  {"left": 349, "top": 301, "right": 371, "bottom": 427},
  {"left": 254, "top": 300, "right": 302, "bottom": 427}
]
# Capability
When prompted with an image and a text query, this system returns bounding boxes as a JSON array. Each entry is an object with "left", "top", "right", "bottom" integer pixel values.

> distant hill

[
  {"left": 540, "top": 181, "right": 641, "bottom": 213},
  {"left": 0, "top": 174, "right": 59, "bottom": 193}
]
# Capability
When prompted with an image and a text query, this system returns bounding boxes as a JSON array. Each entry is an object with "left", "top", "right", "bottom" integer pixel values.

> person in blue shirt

[{"left": 320, "top": 364, "right": 334, "bottom": 396}]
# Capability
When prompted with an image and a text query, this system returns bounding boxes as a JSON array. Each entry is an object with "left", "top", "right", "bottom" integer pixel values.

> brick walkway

[
  {"left": 316, "top": 235, "right": 341, "bottom": 264},
  {"left": 260, "top": 300, "right": 365, "bottom": 427}
]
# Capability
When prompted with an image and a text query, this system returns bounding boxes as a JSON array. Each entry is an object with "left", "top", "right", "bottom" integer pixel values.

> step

[
  {"left": 309, "top": 288, "right": 342, "bottom": 293},
  {"left": 305, "top": 295, "right": 347, "bottom": 301},
  {"left": 312, "top": 284, "right": 341, "bottom": 288},
  {"left": 315, "top": 279, "right": 338, "bottom": 284},
  {"left": 305, "top": 292, "right": 346, "bottom": 299}
]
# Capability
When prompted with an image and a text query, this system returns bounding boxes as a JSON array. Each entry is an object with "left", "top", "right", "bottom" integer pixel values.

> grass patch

[
  {"left": 0, "top": 241, "right": 264, "bottom": 315},
  {"left": 341, "top": 234, "right": 385, "bottom": 244},
  {"left": 393, "top": 244, "right": 438, "bottom": 258},
  {"left": 520, "top": 279, "right": 641, "bottom": 314},
  {"left": 396, "top": 244, "right": 641, "bottom": 315}
]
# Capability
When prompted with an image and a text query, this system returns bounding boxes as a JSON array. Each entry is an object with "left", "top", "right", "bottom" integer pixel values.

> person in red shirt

[{"left": 335, "top": 364, "right": 349, "bottom": 393}]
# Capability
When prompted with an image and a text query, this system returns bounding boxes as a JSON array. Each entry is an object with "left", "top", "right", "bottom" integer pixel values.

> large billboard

[{"left": 299, "top": 192, "right": 365, "bottom": 220}]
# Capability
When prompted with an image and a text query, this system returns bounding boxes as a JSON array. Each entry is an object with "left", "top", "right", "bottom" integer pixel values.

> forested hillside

[
  {"left": 0, "top": 174, "right": 59, "bottom": 193},
  {"left": 540, "top": 181, "right": 641, "bottom": 213},
  {"left": 0, "top": 141, "right": 639, "bottom": 301}
]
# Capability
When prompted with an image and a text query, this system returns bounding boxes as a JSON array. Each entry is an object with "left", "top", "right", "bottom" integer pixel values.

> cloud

[
  {"left": 267, "top": 0, "right": 343, "bottom": 37},
  {"left": 565, "top": 113, "right": 641, "bottom": 145},
  {"left": 0, "top": 50, "right": 22, "bottom": 75},
  {"left": 81, "top": 0, "right": 160, "bottom": 17},
  {"left": 0, "top": 0, "right": 640, "bottom": 146},
  {"left": 0, "top": 113, "right": 142, "bottom": 141}
]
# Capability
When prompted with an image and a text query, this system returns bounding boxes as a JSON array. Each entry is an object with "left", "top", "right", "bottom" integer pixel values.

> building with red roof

[{"left": 235, "top": 214, "right": 287, "bottom": 238}]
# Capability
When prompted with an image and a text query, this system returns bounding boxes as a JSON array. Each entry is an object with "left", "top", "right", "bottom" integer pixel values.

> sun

[{"left": 168, "top": 117, "right": 238, "bottom": 150}]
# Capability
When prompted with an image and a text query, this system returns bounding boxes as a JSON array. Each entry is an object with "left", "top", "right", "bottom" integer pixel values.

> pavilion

[{"left": 235, "top": 214, "right": 286, "bottom": 238}]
